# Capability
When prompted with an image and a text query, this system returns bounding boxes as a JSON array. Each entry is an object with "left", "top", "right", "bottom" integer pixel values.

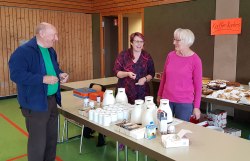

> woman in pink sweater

[{"left": 157, "top": 28, "right": 202, "bottom": 121}]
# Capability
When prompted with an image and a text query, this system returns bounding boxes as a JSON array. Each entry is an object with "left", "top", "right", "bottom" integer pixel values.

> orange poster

[{"left": 211, "top": 18, "right": 242, "bottom": 35}]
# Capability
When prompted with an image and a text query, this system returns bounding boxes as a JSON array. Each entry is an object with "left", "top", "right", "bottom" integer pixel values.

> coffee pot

[{"left": 158, "top": 99, "right": 173, "bottom": 123}]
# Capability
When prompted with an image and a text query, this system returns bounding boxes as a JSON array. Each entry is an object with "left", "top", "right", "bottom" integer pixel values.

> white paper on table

[
  {"left": 170, "top": 119, "right": 183, "bottom": 126},
  {"left": 177, "top": 129, "right": 192, "bottom": 138}
]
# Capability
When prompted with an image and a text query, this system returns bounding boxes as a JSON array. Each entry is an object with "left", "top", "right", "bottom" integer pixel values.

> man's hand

[
  {"left": 43, "top": 75, "right": 59, "bottom": 84},
  {"left": 59, "top": 73, "right": 69, "bottom": 83}
]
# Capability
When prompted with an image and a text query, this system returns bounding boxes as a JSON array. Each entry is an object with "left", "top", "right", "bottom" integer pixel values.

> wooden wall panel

[
  {"left": 93, "top": 0, "right": 190, "bottom": 14},
  {"left": 1, "top": 0, "right": 190, "bottom": 14},
  {"left": 0, "top": 0, "right": 93, "bottom": 13},
  {"left": 0, "top": 6, "right": 92, "bottom": 97}
]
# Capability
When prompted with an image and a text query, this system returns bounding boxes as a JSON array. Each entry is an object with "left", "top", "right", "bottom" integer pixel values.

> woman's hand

[
  {"left": 156, "top": 96, "right": 161, "bottom": 105},
  {"left": 135, "top": 77, "right": 147, "bottom": 86},
  {"left": 193, "top": 108, "right": 201, "bottom": 120},
  {"left": 127, "top": 72, "right": 136, "bottom": 79}
]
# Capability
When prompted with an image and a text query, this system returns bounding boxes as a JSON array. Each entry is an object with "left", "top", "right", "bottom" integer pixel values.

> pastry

[
  {"left": 202, "top": 88, "right": 213, "bottom": 95},
  {"left": 226, "top": 81, "right": 241, "bottom": 87}
]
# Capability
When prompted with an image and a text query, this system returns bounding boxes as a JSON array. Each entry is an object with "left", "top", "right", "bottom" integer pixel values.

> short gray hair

[
  {"left": 174, "top": 28, "right": 195, "bottom": 47},
  {"left": 35, "top": 22, "right": 55, "bottom": 35},
  {"left": 35, "top": 22, "right": 47, "bottom": 34}
]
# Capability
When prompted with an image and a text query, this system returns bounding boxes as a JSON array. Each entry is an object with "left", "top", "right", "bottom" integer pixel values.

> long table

[
  {"left": 201, "top": 96, "right": 250, "bottom": 112},
  {"left": 59, "top": 91, "right": 250, "bottom": 161},
  {"left": 58, "top": 77, "right": 118, "bottom": 144},
  {"left": 152, "top": 79, "right": 250, "bottom": 112},
  {"left": 60, "top": 77, "right": 118, "bottom": 90}
]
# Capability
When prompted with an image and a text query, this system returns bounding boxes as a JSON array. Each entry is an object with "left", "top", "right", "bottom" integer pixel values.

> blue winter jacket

[{"left": 9, "top": 37, "right": 62, "bottom": 111}]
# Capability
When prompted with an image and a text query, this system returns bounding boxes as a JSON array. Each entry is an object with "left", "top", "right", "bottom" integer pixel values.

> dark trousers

[{"left": 21, "top": 95, "right": 58, "bottom": 161}]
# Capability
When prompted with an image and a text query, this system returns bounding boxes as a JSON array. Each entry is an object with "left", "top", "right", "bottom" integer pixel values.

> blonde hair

[{"left": 174, "top": 28, "right": 195, "bottom": 47}]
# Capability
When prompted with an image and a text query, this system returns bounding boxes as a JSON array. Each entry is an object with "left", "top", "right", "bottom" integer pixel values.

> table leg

[
  {"left": 206, "top": 102, "right": 213, "bottom": 114},
  {"left": 210, "top": 103, "right": 213, "bottom": 111},
  {"left": 65, "top": 119, "right": 68, "bottom": 140},
  {"left": 80, "top": 125, "right": 84, "bottom": 153},
  {"left": 116, "top": 141, "right": 119, "bottom": 161},
  {"left": 145, "top": 155, "right": 148, "bottom": 161},
  {"left": 125, "top": 145, "right": 128, "bottom": 161},
  {"left": 135, "top": 150, "right": 139, "bottom": 161}
]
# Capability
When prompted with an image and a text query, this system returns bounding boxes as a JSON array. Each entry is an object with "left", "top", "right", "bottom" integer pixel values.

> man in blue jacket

[{"left": 9, "top": 22, "right": 69, "bottom": 161}]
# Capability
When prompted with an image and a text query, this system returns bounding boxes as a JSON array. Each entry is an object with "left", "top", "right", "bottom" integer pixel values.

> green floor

[
  {"left": 0, "top": 98, "right": 154, "bottom": 161},
  {"left": 1, "top": 98, "right": 250, "bottom": 161}
]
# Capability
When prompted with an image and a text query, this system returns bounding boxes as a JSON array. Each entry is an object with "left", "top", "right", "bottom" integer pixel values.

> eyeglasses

[
  {"left": 133, "top": 40, "right": 144, "bottom": 44},
  {"left": 173, "top": 38, "right": 182, "bottom": 42}
]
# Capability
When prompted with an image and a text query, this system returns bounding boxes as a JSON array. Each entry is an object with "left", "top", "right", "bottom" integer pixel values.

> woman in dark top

[{"left": 113, "top": 32, "right": 155, "bottom": 104}]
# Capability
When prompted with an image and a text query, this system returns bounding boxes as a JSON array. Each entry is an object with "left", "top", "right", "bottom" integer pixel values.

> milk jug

[
  {"left": 102, "top": 90, "right": 115, "bottom": 106},
  {"left": 130, "top": 99, "right": 144, "bottom": 124},
  {"left": 144, "top": 96, "right": 154, "bottom": 111},
  {"left": 115, "top": 88, "right": 128, "bottom": 104},
  {"left": 141, "top": 103, "right": 157, "bottom": 127}
]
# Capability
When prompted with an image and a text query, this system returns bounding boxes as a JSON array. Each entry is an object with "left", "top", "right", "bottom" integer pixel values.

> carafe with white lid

[{"left": 159, "top": 99, "right": 173, "bottom": 123}]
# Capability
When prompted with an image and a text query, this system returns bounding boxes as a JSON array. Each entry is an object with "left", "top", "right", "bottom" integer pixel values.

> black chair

[
  {"left": 82, "top": 83, "right": 106, "bottom": 147},
  {"left": 62, "top": 83, "right": 106, "bottom": 153}
]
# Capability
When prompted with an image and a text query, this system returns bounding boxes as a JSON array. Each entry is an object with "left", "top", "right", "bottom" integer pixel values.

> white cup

[
  {"left": 111, "top": 112, "right": 118, "bottom": 122},
  {"left": 88, "top": 110, "right": 94, "bottom": 121},
  {"left": 117, "top": 110, "right": 123, "bottom": 120},
  {"left": 94, "top": 111, "right": 99, "bottom": 123},
  {"left": 123, "top": 109, "right": 130, "bottom": 120},
  {"left": 98, "top": 113, "right": 104, "bottom": 125},
  {"left": 103, "top": 114, "right": 111, "bottom": 126}
]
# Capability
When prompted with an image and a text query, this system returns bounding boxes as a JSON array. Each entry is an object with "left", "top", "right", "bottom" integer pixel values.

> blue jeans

[{"left": 169, "top": 102, "right": 193, "bottom": 122}]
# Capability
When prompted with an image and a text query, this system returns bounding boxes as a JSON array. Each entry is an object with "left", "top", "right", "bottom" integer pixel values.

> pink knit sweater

[{"left": 157, "top": 51, "right": 202, "bottom": 108}]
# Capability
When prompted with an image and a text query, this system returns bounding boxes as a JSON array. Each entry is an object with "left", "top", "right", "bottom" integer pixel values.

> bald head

[
  {"left": 36, "top": 22, "right": 58, "bottom": 48},
  {"left": 36, "top": 22, "right": 55, "bottom": 35}
]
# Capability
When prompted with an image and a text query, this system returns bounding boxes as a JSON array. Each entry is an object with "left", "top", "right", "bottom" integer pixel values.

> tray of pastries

[{"left": 207, "top": 80, "right": 228, "bottom": 90}]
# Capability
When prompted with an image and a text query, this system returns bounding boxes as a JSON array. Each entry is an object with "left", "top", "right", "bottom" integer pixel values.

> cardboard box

[
  {"left": 73, "top": 88, "right": 96, "bottom": 98},
  {"left": 114, "top": 123, "right": 145, "bottom": 140}
]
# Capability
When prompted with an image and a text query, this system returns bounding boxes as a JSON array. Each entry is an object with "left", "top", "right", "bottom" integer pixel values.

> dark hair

[
  {"left": 129, "top": 32, "right": 145, "bottom": 59},
  {"left": 130, "top": 32, "right": 145, "bottom": 44}
]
